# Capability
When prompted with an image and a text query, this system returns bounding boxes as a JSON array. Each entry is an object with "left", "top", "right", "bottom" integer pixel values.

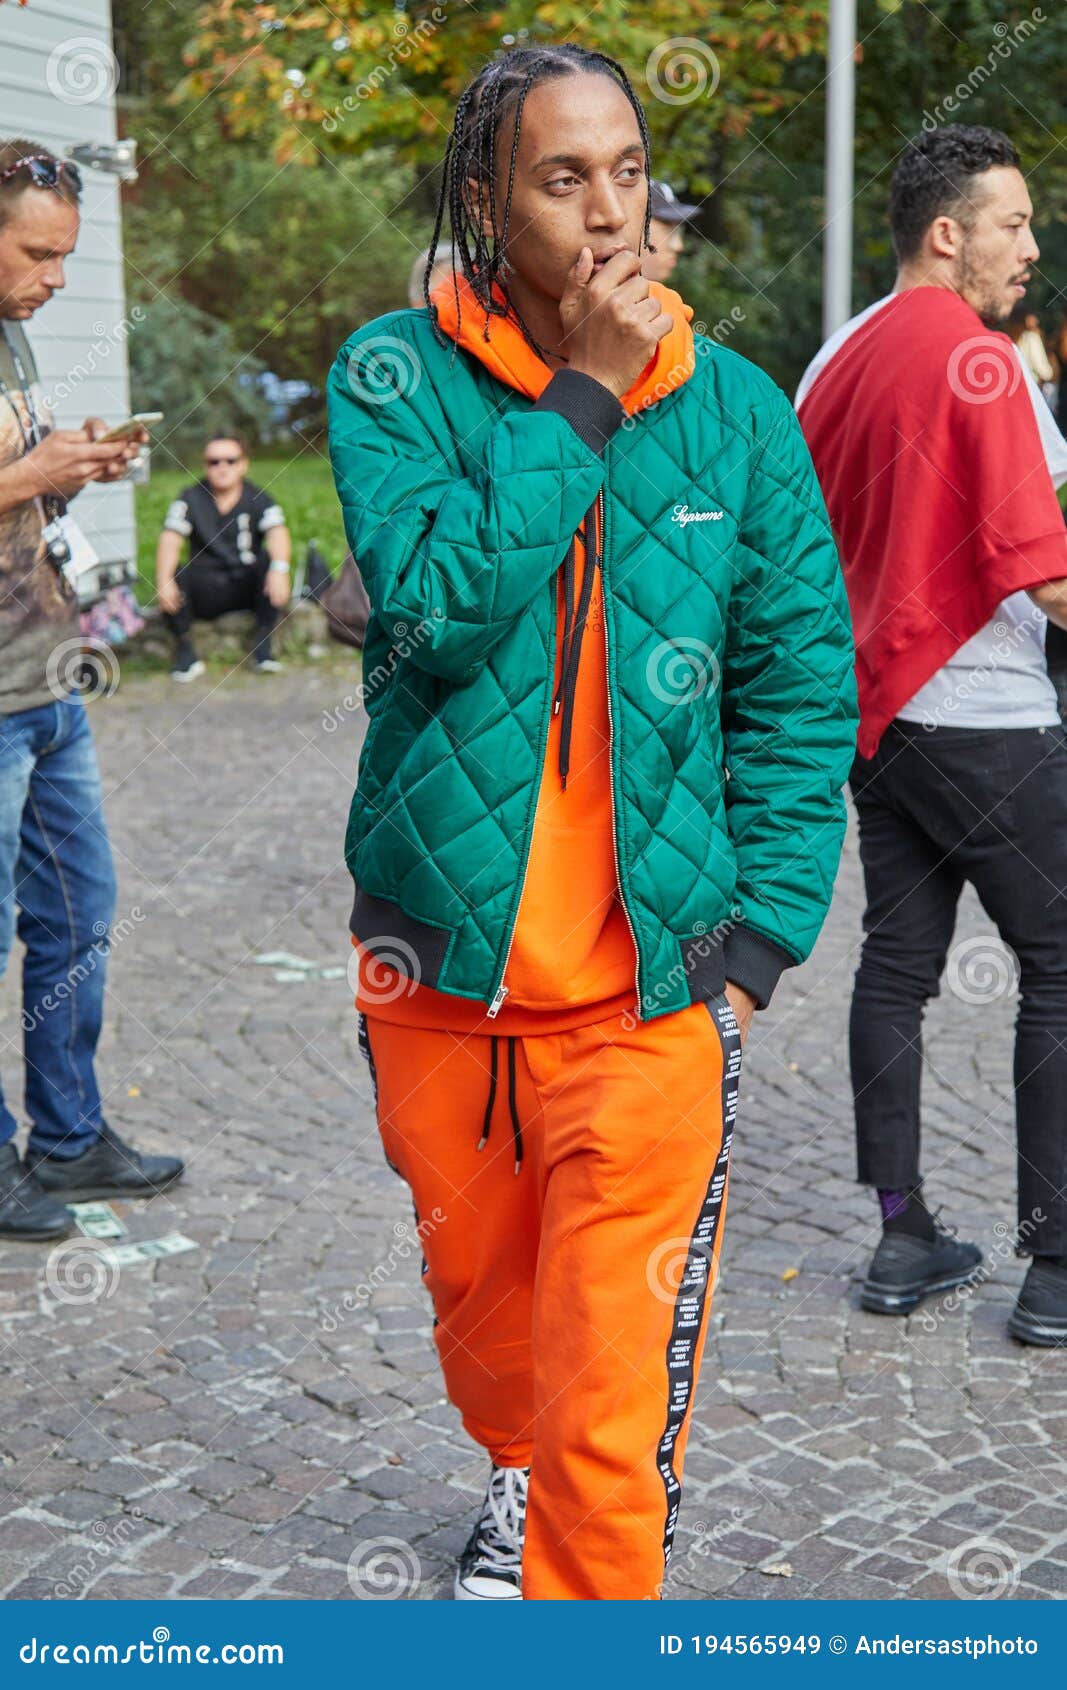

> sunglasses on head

[{"left": 0, "top": 155, "right": 83, "bottom": 195}]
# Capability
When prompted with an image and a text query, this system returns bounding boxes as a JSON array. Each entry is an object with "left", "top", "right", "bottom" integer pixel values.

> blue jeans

[{"left": 0, "top": 697, "right": 116, "bottom": 1157}]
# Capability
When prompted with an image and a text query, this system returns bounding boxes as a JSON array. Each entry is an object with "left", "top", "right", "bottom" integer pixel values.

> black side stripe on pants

[{"left": 656, "top": 991, "right": 742, "bottom": 1575}]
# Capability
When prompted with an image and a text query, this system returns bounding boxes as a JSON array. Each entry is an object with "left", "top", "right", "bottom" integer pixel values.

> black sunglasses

[
  {"left": 0, "top": 156, "right": 83, "bottom": 196},
  {"left": 205, "top": 454, "right": 242, "bottom": 467}
]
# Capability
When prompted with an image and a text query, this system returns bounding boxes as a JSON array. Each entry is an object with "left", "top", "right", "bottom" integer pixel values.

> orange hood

[{"left": 430, "top": 271, "right": 695, "bottom": 414}]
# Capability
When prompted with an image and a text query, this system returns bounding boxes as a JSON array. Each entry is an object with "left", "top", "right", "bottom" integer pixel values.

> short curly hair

[{"left": 889, "top": 125, "right": 1020, "bottom": 263}]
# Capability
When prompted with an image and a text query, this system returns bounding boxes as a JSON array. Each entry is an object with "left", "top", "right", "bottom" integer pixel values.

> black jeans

[
  {"left": 164, "top": 558, "right": 277, "bottom": 662},
  {"left": 849, "top": 718, "right": 1067, "bottom": 1255}
]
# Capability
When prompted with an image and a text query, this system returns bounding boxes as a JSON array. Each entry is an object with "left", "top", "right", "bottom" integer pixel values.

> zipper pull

[{"left": 487, "top": 984, "right": 509, "bottom": 1019}]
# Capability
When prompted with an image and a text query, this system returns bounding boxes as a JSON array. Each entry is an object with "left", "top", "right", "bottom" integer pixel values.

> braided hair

[{"left": 424, "top": 43, "right": 655, "bottom": 360}]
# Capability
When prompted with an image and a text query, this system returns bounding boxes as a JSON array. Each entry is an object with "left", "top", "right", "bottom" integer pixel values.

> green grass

[{"left": 133, "top": 444, "right": 348, "bottom": 593}]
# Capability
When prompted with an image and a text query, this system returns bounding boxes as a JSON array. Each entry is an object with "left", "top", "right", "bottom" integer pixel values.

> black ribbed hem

[
  {"left": 532, "top": 369, "right": 626, "bottom": 455},
  {"left": 722, "top": 925, "right": 797, "bottom": 1010},
  {"left": 350, "top": 884, "right": 451, "bottom": 991}
]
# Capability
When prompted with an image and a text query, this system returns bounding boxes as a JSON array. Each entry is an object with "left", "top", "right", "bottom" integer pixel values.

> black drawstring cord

[
  {"left": 476, "top": 1035, "right": 523, "bottom": 1175},
  {"left": 553, "top": 535, "right": 577, "bottom": 719},
  {"left": 478, "top": 1035, "right": 499, "bottom": 1150},
  {"left": 507, "top": 1036, "right": 522, "bottom": 1175},
  {"left": 556, "top": 502, "right": 599, "bottom": 791}
]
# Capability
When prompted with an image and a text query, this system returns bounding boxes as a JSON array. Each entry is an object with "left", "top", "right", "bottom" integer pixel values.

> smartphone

[{"left": 101, "top": 411, "right": 164, "bottom": 442}]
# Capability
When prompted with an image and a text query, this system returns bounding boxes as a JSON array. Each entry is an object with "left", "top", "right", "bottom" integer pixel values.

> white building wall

[{"left": 0, "top": 0, "right": 135, "bottom": 565}]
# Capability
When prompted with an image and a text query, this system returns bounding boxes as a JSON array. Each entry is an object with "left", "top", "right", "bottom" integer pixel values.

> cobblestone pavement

[{"left": 0, "top": 664, "right": 1065, "bottom": 1603}]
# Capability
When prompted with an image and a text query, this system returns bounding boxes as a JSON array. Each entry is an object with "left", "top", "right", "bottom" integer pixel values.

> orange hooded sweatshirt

[{"left": 353, "top": 275, "right": 696, "bottom": 1035}]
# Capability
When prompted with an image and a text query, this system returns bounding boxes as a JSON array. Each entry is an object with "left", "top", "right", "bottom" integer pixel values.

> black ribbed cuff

[
  {"left": 532, "top": 369, "right": 626, "bottom": 455},
  {"left": 722, "top": 924, "right": 797, "bottom": 1010}
]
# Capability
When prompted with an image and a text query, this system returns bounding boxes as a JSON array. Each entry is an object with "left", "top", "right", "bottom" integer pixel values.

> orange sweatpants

[{"left": 358, "top": 992, "right": 742, "bottom": 1601}]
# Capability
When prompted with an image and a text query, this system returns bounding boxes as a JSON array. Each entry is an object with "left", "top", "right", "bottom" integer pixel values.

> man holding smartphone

[{"left": 0, "top": 138, "right": 185, "bottom": 1241}]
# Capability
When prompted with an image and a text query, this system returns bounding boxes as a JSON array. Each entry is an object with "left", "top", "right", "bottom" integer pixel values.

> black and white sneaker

[
  {"left": 454, "top": 1464, "right": 528, "bottom": 1600},
  {"left": 860, "top": 1225, "right": 984, "bottom": 1314}
]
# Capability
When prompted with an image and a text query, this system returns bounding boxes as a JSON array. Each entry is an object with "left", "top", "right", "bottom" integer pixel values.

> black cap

[{"left": 648, "top": 179, "right": 699, "bottom": 224}]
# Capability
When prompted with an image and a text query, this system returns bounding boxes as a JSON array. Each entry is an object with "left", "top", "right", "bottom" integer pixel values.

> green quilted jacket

[{"left": 328, "top": 307, "right": 857, "bottom": 1022}]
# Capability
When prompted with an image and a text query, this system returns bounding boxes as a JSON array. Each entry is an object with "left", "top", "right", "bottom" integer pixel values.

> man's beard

[{"left": 957, "top": 238, "right": 1014, "bottom": 326}]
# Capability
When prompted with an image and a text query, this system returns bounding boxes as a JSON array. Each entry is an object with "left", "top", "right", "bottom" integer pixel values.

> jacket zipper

[
  {"left": 597, "top": 484, "right": 643, "bottom": 1017},
  {"left": 486, "top": 531, "right": 562, "bottom": 1018},
  {"left": 487, "top": 485, "right": 643, "bottom": 1020}
]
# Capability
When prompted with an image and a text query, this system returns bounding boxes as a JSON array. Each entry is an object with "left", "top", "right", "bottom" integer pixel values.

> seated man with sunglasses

[
  {"left": 156, "top": 434, "right": 291, "bottom": 679},
  {"left": 0, "top": 139, "right": 186, "bottom": 1241}
]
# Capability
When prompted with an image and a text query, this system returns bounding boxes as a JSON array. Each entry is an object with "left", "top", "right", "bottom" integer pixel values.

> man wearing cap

[{"left": 641, "top": 179, "right": 700, "bottom": 285}]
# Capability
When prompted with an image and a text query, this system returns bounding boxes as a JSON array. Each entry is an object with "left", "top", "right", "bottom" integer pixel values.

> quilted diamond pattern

[{"left": 328, "top": 311, "right": 858, "bottom": 1017}]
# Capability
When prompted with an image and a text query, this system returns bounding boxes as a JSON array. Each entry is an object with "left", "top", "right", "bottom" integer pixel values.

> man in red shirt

[{"left": 798, "top": 125, "right": 1067, "bottom": 1345}]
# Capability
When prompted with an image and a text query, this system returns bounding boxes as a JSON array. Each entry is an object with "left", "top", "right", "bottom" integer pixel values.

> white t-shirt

[{"left": 796, "top": 294, "right": 1067, "bottom": 732}]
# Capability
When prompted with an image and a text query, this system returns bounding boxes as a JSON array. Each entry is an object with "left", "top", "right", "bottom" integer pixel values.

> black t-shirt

[{"left": 163, "top": 479, "right": 285, "bottom": 573}]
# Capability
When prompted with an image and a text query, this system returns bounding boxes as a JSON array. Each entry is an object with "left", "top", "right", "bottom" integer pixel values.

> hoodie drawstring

[
  {"left": 477, "top": 1035, "right": 524, "bottom": 1175},
  {"left": 552, "top": 500, "right": 600, "bottom": 790}
]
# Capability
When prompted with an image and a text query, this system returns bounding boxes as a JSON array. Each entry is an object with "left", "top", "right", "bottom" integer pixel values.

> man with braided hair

[{"left": 329, "top": 44, "right": 856, "bottom": 1600}]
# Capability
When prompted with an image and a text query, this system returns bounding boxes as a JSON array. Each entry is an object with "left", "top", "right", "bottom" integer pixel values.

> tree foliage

[{"left": 113, "top": 0, "right": 1067, "bottom": 401}]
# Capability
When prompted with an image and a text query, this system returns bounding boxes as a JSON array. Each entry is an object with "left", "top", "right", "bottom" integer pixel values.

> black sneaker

[
  {"left": 1008, "top": 1259, "right": 1067, "bottom": 1347},
  {"left": 0, "top": 1143, "right": 75, "bottom": 1242},
  {"left": 25, "top": 1122, "right": 185, "bottom": 1203},
  {"left": 860, "top": 1226, "right": 984, "bottom": 1314},
  {"left": 454, "top": 1464, "right": 528, "bottom": 1600}
]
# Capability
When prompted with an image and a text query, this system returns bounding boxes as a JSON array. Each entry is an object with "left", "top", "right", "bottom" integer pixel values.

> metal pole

[{"left": 823, "top": 0, "right": 857, "bottom": 339}]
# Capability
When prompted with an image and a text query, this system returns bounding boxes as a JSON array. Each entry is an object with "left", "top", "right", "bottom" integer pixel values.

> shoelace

[{"left": 469, "top": 1465, "right": 529, "bottom": 1572}]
